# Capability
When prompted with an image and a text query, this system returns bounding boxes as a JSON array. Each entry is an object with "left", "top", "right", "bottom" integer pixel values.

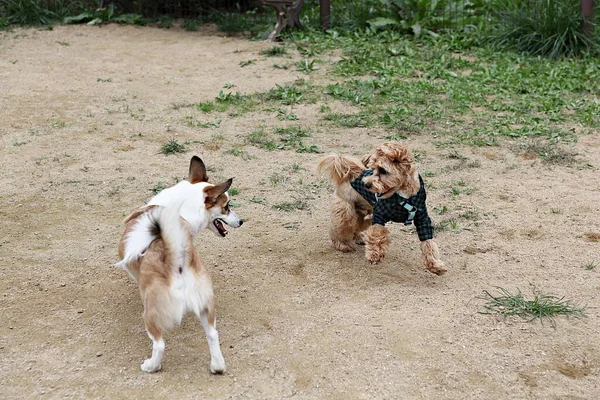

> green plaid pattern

[{"left": 350, "top": 170, "right": 434, "bottom": 241}]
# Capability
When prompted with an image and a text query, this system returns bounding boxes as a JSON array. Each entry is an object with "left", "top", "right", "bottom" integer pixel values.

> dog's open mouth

[{"left": 213, "top": 219, "right": 228, "bottom": 237}]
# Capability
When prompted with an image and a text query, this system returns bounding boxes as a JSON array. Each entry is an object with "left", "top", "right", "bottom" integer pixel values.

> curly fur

[{"left": 318, "top": 142, "right": 446, "bottom": 275}]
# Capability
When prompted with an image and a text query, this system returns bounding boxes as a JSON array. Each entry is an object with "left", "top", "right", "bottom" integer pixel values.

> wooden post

[
  {"left": 321, "top": 0, "right": 331, "bottom": 30},
  {"left": 581, "top": 0, "right": 594, "bottom": 34}
]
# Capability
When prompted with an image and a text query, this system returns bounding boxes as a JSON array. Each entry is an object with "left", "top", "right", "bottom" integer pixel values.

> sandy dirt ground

[{"left": 1, "top": 25, "right": 599, "bottom": 399}]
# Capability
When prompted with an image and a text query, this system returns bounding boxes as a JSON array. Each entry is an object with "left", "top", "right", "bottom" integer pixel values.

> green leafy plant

[
  {"left": 160, "top": 139, "right": 187, "bottom": 155},
  {"left": 296, "top": 59, "right": 319, "bottom": 74}
]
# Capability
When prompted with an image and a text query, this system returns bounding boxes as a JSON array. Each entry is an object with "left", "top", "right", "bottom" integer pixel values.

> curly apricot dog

[{"left": 318, "top": 142, "right": 446, "bottom": 275}]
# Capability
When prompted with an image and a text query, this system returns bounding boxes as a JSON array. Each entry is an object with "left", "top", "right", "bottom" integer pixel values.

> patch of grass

[
  {"left": 260, "top": 46, "right": 287, "bottom": 56},
  {"left": 478, "top": 286, "right": 585, "bottom": 327},
  {"left": 97, "top": 77, "right": 112, "bottom": 83},
  {"left": 276, "top": 109, "right": 299, "bottom": 121},
  {"left": 296, "top": 59, "right": 319, "bottom": 74},
  {"left": 228, "top": 187, "right": 240, "bottom": 196},
  {"left": 324, "top": 111, "right": 373, "bottom": 128},
  {"left": 160, "top": 139, "right": 187, "bottom": 155},
  {"left": 265, "top": 84, "right": 304, "bottom": 105},
  {"left": 226, "top": 147, "right": 251, "bottom": 160},
  {"left": 272, "top": 199, "right": 310, "bottom": 212},
  {"left": 583, "top": 262, "right": 597, "bottom": 271},
  {"left": 550, "top": 208, "right": 563, "bottom": 214},
  {"left": 247, "top": 127, "right": 281, "bottom": 151}
]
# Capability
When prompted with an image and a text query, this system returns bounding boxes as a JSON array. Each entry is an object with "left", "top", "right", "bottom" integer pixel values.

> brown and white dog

[{"left": 117, "top": 156, "right": 243, "bottom": 373}]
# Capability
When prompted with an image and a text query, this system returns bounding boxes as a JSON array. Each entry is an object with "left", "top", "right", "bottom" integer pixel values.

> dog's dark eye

[{"left": 379, "top": 168, "right": 387, "bottom": 175}]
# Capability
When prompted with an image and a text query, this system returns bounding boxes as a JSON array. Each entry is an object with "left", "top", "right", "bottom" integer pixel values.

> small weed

[
  {"left": 296, "top": 142, "right": 320, "bottom": 153},
  {"left": 249, "top": 197, "right": 267, "bottom": 204},
  {"left": 160, "top": 139, "right": 187, "bottom": 155},
  {"left": 269, "top": 173, "right": 288, "bottom": 186},
  {"left": 247, "top": 127, "right": 281, "bottom": 151},
  {"left": 260, "top": 46, "right": 287, "bottom": 56},
  {"left": 478, "top": 285, "right": 585, "bottom": 327},
  {"left": 447, "top": 150, "right": 466, "bottom": 160},
  {"left": 151, "top": 181, "right": 168, "bottom": 194},
  {"left": 296, "top": 59, "right": 319, "bottom": 74},
  {"left": 97, "top": 77, "right": 112, "bottom": 83},
  {"left": 57, "top": 40, "right": 70, "bottom": 46},
  {"left": 52, "top": 121, "right": 66, "bottom": 128},
  {"left": 583, "top": 263, "right": 597, "bottom": 271},
  {"left": 291, "top": 163, "right": 303, "bottom": 172},
  {"left": 228, "top": 187, "right": 240, "bottom": 196},
  {"left": 273, "top": 200, "right": 309, "bottom": 212},
  {"left": 273, "top": 63, "right": 289, "bottom": 70},
  {"left": 185, "top": 116, "right": 221, "bottom": 128},
  {"left": 13, "top": 140, "right": 29, "bottom": 146},
  {"left": 223, "top": 81, "right": 234, "bottom": 89},
  {"left": 276, "top": 109, "right": 299, "bottom": 121},
  {"left": 226, "top": 148, "right": 251, "bottom": 160},
  {"left": 550, "top": 208, "right": 563, "bottom": 214},
  {"left": 239, "top": 59, "right": 256, "bottom": 67},
  {"left": 320, "top": 104, "right": 331, "bottom": 113},
  {"left": 266, "top": 84, "right": 304, "bottom": 105}
]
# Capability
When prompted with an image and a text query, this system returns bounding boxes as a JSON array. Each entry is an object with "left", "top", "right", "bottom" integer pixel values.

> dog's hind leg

[
  {"left": 197, "top": 305, "right": 226, "bottom": 374},
  {"left": 141, "top": 318, "right": 165, "bottom": 373},
  {"left": 330, "top": 197, "right": 358, "bottom": 252}
]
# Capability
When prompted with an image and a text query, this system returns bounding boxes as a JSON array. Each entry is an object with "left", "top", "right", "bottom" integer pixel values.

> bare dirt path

[{"left": 1, "top": 25, "right": 599, "bottom": 399}]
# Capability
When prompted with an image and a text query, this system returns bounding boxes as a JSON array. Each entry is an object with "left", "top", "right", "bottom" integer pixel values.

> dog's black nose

[
  {"left": 365, "top": 182, "right": 372, "bottom": 189},
  {"left": 239, "top": 220, "right": 244, "bottom": 226}
]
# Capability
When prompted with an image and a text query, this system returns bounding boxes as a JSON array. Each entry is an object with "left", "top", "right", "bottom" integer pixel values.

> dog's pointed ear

[
  {"left": 189, "top": 156, "right": 208, "bottom": 184},
  {"left": 204, "top": 178, "right": 233, "bottom": 202}
]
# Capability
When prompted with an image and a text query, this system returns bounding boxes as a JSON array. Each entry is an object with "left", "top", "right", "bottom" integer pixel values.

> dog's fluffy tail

[{"left": 317, "top": 154, "right": 365, "bottom": 185}]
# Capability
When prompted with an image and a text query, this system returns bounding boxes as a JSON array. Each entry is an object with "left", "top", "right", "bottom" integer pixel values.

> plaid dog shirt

[{"left": 350, "top": 170, "right": 434, "bottom": 241}]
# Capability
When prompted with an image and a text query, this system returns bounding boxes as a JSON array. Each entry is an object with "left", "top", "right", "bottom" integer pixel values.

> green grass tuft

[{"left": 479, "top": 286, "right": 585, "bottom": 327}]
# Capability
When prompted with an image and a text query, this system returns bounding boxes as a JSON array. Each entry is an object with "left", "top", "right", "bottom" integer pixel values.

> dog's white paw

[
  {"left": 140, "top": 359, "right": 162, "bottom": 373},
  {"left": 210, "top": 355, "right": 226, "bottom": 374}
]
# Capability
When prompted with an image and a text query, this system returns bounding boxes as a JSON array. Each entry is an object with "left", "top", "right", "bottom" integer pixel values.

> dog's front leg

[
  {"left": 420, "top": 239, "right": 447, "bottom": 275},
  {"left": 199, "top": 310, "right": 226, "bottom": 374},
  {"left": 364, "top": 224, "right": 390, "bottom": 264}
]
